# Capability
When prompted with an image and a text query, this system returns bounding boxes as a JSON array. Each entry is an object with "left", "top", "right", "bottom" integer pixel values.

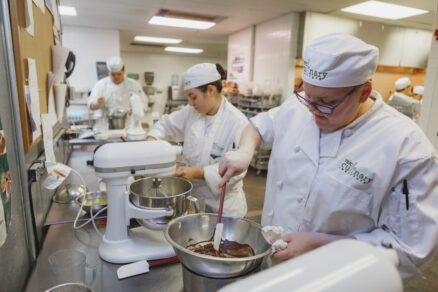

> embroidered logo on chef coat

[
  {"left": 339, "top": 159, "right": 373, "bottom": 185},
  {"left": 303, "top": 61, "right": 328, "bottom": 81}
]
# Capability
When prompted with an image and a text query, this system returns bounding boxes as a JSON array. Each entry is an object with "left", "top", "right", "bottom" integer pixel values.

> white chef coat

[
  {"left": 87, "top": 76, "right": 148, "bottom": 113},
  {"left": 251, "top": 91, "right": 438, "bottom": 280},
  {"left": 387, "top": 92, "right": 421, "bottom": 119},
  {"left": 148, "top": 97, "right": 249, "bottom": 217}
]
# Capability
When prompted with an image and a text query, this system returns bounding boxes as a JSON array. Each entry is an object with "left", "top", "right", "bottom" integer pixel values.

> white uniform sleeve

[
  {"left": 148, "top": 106, "right": 190, "bottom": 142},
  {"left": 250, "top": 106, "right": 281, "bottom": 149},
  {"left": 87, "top": 79, "right": 105, "bottom": 109},
  {"left": 354, "top": 156, "right": 438, "bottom": 281}
]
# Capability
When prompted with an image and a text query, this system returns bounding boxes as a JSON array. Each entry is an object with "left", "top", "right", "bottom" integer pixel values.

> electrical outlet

[{"left": 28, "top": 161, "right": 46, "bottom": 182}]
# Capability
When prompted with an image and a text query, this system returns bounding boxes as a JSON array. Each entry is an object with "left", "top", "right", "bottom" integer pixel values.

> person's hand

[
  {"left": 97, "top": 97, "right": 106, "bottom": 108},
  {"left": 272, "top": 232, "right": 354, "bottom": 260},
  {"left": 173, "top": 166, "right": 203, "bottom": 181},
  {"left": 218, "top": 150, "right": 252, "bottom": 188}
]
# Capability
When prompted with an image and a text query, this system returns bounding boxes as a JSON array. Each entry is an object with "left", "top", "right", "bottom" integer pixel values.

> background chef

[
  {"left": 387, "top": 77, "right": 421, "bottom": 120},
  {"left": 218, "top": 33, "right": 438, "bottom": 281},
  {"left": 87, "top": 56, "right": 148, "bottom": 113},
  {"left": 147, "top": 63, "right": 249, "bottom": 217}
]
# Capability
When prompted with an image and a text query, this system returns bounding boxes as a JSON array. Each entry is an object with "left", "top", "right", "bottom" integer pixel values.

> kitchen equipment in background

[
  {"left": 126, "top": 94, "right": 147, "bottom": 140},
  {"left": 107, "top": 109, "right": 127, "bottom": 129},
  {"left": 75, "top": 191, "right": 107, "bottom": 214},
  {"left": 45, "top": 282, "right": 95, "bottom": 292},
  {"left": 48, "top": 249, "right": 95, "bottom": 286},
  {"left": 94, "top": 140, "right": 195, "bottom": 264},
  {"left": 130, "top": 177, "right": 197, "bottom": 230},
  {"left": 165, "top": 213, "right": 271, "bottom": 291},
  {"left": 166, "top": 74, "right": 187, "bottom": 113},
  {"left": 143, "top": 72, "right": 156, "bottom": 109},
  {"left": 53, "top": 184, "right": 86, "bottom": 204}
]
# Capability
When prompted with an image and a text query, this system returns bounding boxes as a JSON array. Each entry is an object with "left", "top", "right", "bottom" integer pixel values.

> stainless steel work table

[{"left": 24, "top": 219, "right": 184, "bottom": 292}]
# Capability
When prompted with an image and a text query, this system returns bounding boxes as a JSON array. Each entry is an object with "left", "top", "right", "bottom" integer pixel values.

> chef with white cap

[
  {"left": 388, "top": 77, "right": 420, "bottom": 120},
  {"left": 88, "top": 56, "right": 148, "bottom": 113},
  {"left": 218, "top": 33, "right": 438, "bottom": 281},
  {"left": 146, "top": 63, "right": 249, "bottom": 217}
]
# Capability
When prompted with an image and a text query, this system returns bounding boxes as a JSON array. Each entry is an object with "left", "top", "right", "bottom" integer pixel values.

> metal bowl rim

[
  {"left": 75, "top": 191, "right": 107, "bottom": 206},
  {"left": 164, "top": 213, "right": 272, "bottom": 262},
  {"left": 129, "top": 177, "right": 193, "bottom": 199}
]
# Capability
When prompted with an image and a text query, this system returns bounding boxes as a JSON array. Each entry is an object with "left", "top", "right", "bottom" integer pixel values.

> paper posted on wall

[
  {"left": 24, "top": 0, "right": 34, "bottom": 36},
  {"left": 41, "top": 114, "right": 56, "bottom": 166},
  {"left": 27, "top": 58, "right": 42, "bottom": 142},
  {"left": 47, "top": 72, "right": 58, "bottom": 126}
]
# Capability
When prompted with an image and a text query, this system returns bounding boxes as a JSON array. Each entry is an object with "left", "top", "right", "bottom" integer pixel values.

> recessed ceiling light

[
  {"left": 134, "top": 36, "right": 182, "bottom": 44},
  {"left": 59, "top": 6, "right": 77, "bottom": 16},
  {"left": 165, "top": 47, "right": 203, "bottom": 54},
  {"left": 149, "top": 16, "right": 215, "bottom": 30},
  {"left": 341, "top": 1, "right": 428, "bottom": 20}
]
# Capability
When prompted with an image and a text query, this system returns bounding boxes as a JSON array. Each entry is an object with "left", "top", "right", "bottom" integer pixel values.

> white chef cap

[
  {"left": 395, "top": 77, "right": 411, "bottom": 90},
  {"left": 413, "top": 85, "right": 424, "bottom": 95},
  {"left": 106, "top": 56, "right": 124, "bottom": 72},
  {"left": 182, "top": 63, "right": 221, "bottom": 90},
  {"left": 302, "top": 33, "right": 379, "bottom": 88}
]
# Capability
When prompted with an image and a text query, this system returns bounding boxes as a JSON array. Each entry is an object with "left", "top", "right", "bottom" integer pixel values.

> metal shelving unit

[{"left": 236, "top": 93, "right": 281, "bottom": 174}]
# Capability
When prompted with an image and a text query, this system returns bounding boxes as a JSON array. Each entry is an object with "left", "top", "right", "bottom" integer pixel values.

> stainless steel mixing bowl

[
  {"left": 107, "top": 109, "right": 127, "bottom": 129},
  {"left": 129, "top": 177, "right": 195, "bottom": 230},
  {"left": 75, "top": 191, "right": 107, "bottom": 214},
  {"left": 165, "top": 213, "right": 272, "bottom": 278}
]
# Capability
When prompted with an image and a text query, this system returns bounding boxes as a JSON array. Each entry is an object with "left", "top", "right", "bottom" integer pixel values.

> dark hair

[{"left": 197, "top": 64, "right": 226, "bottom": 93}]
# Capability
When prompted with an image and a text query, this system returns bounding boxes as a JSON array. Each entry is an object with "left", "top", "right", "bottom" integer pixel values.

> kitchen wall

[
  {"left": 62, "top": 26, "right": 120, "bottom": 93},
  {"left": 302, "top": 12, "right": 432, "bottom": 68},
  {"left": 120, "top": 52, "right": 226, "bottom": 115},
  {"left": 253, "top": 13, "right": 300, "bottom": 102}
]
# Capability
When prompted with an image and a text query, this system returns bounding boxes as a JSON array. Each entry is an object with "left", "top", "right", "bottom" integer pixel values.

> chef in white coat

[
  {"left": 87, "top": 56, "right": 148, "bottom": 113},
  {"left": 147, "top": 63, "right": 249, "bottom": 217},
  {"left": 218, "top": 33, "right": 438, "bottom": 281}
]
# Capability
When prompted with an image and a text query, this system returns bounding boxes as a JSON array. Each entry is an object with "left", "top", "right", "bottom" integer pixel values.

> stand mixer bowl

[
  {"left": 129, "top": 177, "right": 194, "bottom": 230},
  {"left": 165, "top": 213, "right": 272, "bottom": 278}
]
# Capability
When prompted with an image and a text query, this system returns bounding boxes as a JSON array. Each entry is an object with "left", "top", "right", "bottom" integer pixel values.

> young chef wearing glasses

[
  {"left": 218, "top": 33, "right": 438, "bottom": 281},
  {"left": 147, "top": 63, "right": 249, "bottom": 217}
]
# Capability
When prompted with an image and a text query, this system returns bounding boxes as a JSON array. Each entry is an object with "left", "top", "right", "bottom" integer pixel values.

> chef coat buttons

[
  {"left": 276, "top": 181, "right": 283, "bottom": 190},
  {"left": 297, "top": 197, "right": 303, "bottom": 203},
  {"left": 294, "top": 146, "right": 300, "bottom": 153},
  {"left": 344, "top": 129, "right": 353, "bottom": 137}
]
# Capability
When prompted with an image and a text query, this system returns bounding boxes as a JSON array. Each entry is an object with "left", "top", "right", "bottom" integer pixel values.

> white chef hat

[
  {"left": 182, "top": 63, "right": 221, "bottom": 90},
  {"left": 106, "top": 56, "right": 124, "bottom": 72},
  {"left": 302, "top": 33, "right": 379, "bottom": 88},
  {"left": 395, "top": 77, "right": 411, "bottom": 90},
  {"left": 413, "top": 85, "right": 424, "bottom": 95}
]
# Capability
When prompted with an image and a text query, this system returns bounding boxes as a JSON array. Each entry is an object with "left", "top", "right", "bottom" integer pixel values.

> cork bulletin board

[{"left": 8, "top": 0, "right": 55, "bottom": 152}]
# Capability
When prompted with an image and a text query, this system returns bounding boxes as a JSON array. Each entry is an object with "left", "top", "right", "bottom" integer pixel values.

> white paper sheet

[
  {"left": 33, "top": 0, "right": 45, "bottom": 13},
  {"left": 24, "top": 0, "right": 34, "bottom": 36},
  {"left": 41, "top": 114, "right": 56, "bottom": 166},
  {"left": 27, "top": 58, "right": 42, "bottom": 142},
  {"left": 51, "top": 46, "right": 69, "bottom": 83},
  {"left": 47, "top": 72, "right": 58, "bottom": 126}
]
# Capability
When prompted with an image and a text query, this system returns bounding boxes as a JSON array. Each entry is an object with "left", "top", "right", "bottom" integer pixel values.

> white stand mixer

[
  {"left": 94, "top": 140, "right": 182, "bottom": 264},
  {"left": 126, "top": 94, "right": 147, "bottom": 140}
]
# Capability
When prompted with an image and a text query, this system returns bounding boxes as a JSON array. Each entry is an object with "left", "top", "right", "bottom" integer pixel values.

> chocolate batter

[{"left": 186, "top": 238, "right": 255, "bottom": 258}]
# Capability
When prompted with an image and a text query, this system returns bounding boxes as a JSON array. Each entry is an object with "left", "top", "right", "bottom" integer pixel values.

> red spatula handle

[{"left": 217, "top": 184, "right": 226, "bottom": 223}]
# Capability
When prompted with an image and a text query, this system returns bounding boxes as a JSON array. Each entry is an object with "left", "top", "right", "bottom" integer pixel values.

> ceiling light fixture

[
  {"left": 341, "top": 1, "right": 428, "bottom": 20},
  {"left": 134, "top": 36, "right": 182, "bottom": 44},
  {"left": 149, "top": 16, "right": 215, "bottom": 29},
  {"left": 165, "top": 47, "right": 203, "bottom": 54},
  {"left": 59, "top": 5, "right": 77, "bottom": 16}
]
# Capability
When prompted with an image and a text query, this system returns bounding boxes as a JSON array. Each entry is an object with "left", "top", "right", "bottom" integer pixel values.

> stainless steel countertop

[{"left": 24, "top": 222, "right": 184, "bottom": 292}]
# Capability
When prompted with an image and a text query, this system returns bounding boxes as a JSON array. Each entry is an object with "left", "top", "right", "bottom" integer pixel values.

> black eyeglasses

[{"left": 294, "top": 81, "right": 357, "bottom": 115}]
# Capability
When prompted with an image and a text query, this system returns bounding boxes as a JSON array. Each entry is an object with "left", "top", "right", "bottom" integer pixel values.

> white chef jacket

[
  {"left": 148, "top": 97, "right": 249, "bottom": 217},
  {"left": 87, "top": 76, "right": 148, "bottom": 113},
  {"left": 251, "top": 91, "right": 438, "bottom": 280}
]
